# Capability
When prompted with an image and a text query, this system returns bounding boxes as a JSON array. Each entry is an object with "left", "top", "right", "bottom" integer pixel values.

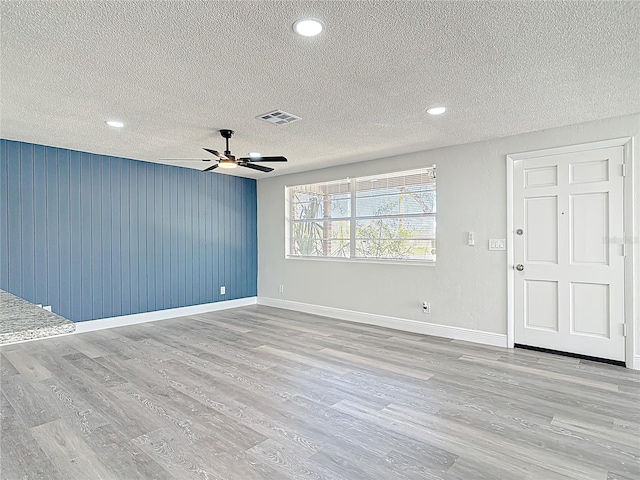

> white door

[{"left": 513, "top": 146, "right": 625, "bottom": 361}]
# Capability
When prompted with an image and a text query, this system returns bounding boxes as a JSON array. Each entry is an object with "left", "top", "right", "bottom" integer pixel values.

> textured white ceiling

[{"left": 1, "top": 1, "right": 639, "bottom": 178}]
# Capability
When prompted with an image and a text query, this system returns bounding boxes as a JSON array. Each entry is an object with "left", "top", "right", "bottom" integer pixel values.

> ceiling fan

[{"left": 162, "top": 129, "right": 287, "bottom": 173}]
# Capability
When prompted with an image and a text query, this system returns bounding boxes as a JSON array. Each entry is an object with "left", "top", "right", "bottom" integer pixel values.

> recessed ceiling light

[
  {"left": 106, "top": 120, "right": 124, "bottom": 128},
  {"left": 293, "top": 18, "right": 324, "bottom": 37},
  {"left": 249, "top": 152, "right": 261, "bottom": 158},
  {"left": 426, "top": 107, "right": 446, "bottom": 115}
]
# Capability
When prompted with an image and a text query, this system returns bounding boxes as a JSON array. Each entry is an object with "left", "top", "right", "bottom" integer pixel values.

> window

[{"left": 286, "top": 167, "right": 436, "bottom": 262}]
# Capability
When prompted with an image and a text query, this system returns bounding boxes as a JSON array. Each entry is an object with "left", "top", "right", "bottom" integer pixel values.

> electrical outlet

[
  {"left": 278, "top": 285, "right": 284, "bottom": 293},
  {"left": 422, "top": 301, "right": 431, "bottom": 314},
  {"left": 220, "top": 286, "right": 226, "bottom": 295}
]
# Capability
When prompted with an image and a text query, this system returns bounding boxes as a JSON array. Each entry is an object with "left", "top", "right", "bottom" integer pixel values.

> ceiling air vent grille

[{"left": 257, "top": 110, "right": 301, "bottom": 125}]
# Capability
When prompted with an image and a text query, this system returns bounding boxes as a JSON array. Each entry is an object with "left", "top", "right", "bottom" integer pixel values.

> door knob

[{"left": 516, "top": 264, "right": 524, "bottom": 271}]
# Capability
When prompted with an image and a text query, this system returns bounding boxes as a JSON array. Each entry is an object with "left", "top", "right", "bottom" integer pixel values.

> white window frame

[{"left": 285, "top": 167, "right": 436, "bottom": 264}]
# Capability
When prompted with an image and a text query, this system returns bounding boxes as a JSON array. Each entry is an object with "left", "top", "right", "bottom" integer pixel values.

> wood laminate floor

[{"left": 1, "top": 305, "right": 639, "bottom": 480}]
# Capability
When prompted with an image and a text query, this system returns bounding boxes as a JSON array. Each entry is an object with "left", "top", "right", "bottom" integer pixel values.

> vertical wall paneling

[
  {"left": 169, "top": 165, "right": 178, "bottom": 307},
  {"left": 232, "top": 176, "right": 239, "bottom": 298},
  {"left": 205, "top": 174, "right": 218, "bottom": 302},
  {"left": 250, "top": 180, "right": 257, "bottom": 299},
  {"left": 184, "top": 168, "right": 193, "bottom": 307},
  {"left": 216, "top": 176, "right": 222, "bottom": 302},
  {"left": 119, "top": 158, "right": 131, "bottom": 316},
  {"left": 6, "top": 141, "right": 22, "bottom": 293},
  {"left": 161, "top": 166, "right": 171, "bottom": 308},
  {"left": 186, "top": 170, "right": 193, "bottom": 306},
  {"left": 101, "top": 155, "right": 112, "bottom": 319},
  {"left": 33, "top": 144, "right": 48, "bottom": 304},
  {"left": 68, "top": 150, "right": 82, "bottom": 320},
  {"left": 0, "top": 140, "right": 257, "bottom": 322},
  {"left": 241, "top": 179, "right": 247, "bottom": 298},
  {"left": 19, "top": 142, "right": 35, "bottom": 302},
  {"left": 143, "top": 164, "right": 152, "bottom": 312},
  {"left": 109, "top": 157, "right": 122, "bottom": 318},
  {"left": 45, "top": 146, "right": 60, "bottom": 312},
  {"left": 153, "top": 167, "right": 162, "bottom": 311},
  {"left": 196, "top": 173, "right": 204, "bottom": 304},
  {"left": 0, "top": 141, "right": 9, "bottom": 289},
  {"left": 218, "top": 175, "right": 225, "bottom": 301},
  {"left": 234, "top": 176, "right": 245, "bottom": 294},
  {"left": 224, "top": 175, "right": 231, "bottom": 299},
  {"left": 90, "top": 153, "right": 103, "bottom": 319},
  {"left": 175, "top": 170, "right": 181, "bottom": 306},
  {"left": 57, "top": 149, "right": 71, "bottom": 318},
  {"left": 128, "top": 161, "right": 139, "bottom": 313},
  {"left": 137, "top": 159, "right": 148, "bottom": 313},
  {"left": 79, "top": 152, "right": 93, "bottom": 320},
  {"left": 232, "top": 177, "right": 239, "bottom": 298}
]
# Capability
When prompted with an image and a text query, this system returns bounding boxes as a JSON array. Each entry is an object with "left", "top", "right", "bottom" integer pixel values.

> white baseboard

[
  {"left": 633, "top": 355, "right": 640, "bottom": 370},
  {"left": 75, "top": 297, "right": 257, "bottom": 334},
  {"left": 257, "top": 297, "right": 508, "bottom": 348}
]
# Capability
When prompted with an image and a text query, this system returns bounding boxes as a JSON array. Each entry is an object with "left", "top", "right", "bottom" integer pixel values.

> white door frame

[{"left": 506, "top": 137, "right": 636, "bottom": 369}]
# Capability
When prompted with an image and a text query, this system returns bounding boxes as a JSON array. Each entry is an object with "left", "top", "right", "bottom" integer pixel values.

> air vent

[{"left": 257, "top": 110, "right": 301, "bottom": 125}]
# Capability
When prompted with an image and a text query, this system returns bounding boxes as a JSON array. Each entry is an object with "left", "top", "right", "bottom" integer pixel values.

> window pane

[
  {"left": 291, "top": 221, "right": 350, "bottom": 257},
  {"left": 325, "top": 240, "right": 351, "bottom": 258},
  {"left": 291, "top": 224, "right": 323, "bottom": 256},
  {"left": 356, "top": 190, "right": 435, "bottom": 216},
  {"left": 356, "top": 216, "right": 435, "bottom": 240},
  {"left": 356, "top": 239, "right": 436, "bottom": 260},
  {"left": 291, "top": 190, "right": 351, "bottom": 220}
]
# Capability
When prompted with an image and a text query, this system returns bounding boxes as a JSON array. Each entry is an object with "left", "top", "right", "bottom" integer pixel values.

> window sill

[{"left": 285, "top": 256, "right": 436, "bottom": 267}]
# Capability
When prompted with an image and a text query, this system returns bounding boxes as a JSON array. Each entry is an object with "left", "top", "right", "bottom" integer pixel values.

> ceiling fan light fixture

[
  {"left": 426, "top": 106, "right": 447, "bottom": 115},
  {"left": 218, "top": 160, "right": 237, "bottom": 169},
  {"left": 293, "top": 18, "right": 324, "bottom": 37}
]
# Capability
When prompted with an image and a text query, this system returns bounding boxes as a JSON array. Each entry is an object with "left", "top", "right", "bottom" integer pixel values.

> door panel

[
  {"left": 570, "top": 282, "right": 609, "bottom": 338},
  {"left": 524, "top": 196, "right": 558, "bottom": 264},
  {"left": 570, "top": 192, "right": 609, "bottom": 265},
  {"left": 525, "top": 166, "right": 558, "bottom": 188},
  {"left": 525, "top": 280, "right": 559, "bottom": 331},
  {"left": 570, "top": 159, "right": 609, "bottom": 184},
  {"left": 514, "top": 146, "right": 625, "bottom": 361}
]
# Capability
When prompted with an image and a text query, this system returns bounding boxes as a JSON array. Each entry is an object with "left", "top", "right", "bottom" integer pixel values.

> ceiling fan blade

[
  {"left": 238, "top": 156, "right": 288, "bottom": 163},
  {"left": 203, "top": 148, "right": 228, "bottom": 159},
  {"left": 240, "top": 162, "right": 274, "bottom": 173},
  {"left": 159, "top": 158, "right": 212, "bottom": 162},
  {"left": 203, "top": 163, "right": 219, "bottom": 172}
]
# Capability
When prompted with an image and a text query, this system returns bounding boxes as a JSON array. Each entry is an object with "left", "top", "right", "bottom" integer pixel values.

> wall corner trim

[
  {"left": 257, "top": 297, "right": 508, "bottom": 348},
  {"left": 74, "top": 297, "right": 258, "bottom": 334}
]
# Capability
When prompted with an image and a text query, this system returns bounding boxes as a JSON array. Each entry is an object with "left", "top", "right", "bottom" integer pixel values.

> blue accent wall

[{"left": 0, "top": 139, "right": 257, "bottom": 322}]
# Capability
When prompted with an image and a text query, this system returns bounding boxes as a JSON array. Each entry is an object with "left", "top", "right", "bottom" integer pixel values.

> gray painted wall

[{"left": 258, "top": 114, "right": 639, "bottom": 352}]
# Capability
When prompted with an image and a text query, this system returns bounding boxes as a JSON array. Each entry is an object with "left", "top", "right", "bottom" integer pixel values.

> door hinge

[
  {"left": 622, "top": 324, "right": 627, "bottom": 337},
  {"left": 622, "top": 243, "right": 626, "bottom": 257},
  {"left": 621, "top": 164, "right": 626, "bottom": 177}
]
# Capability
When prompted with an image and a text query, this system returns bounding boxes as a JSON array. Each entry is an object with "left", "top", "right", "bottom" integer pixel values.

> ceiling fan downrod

[{"left": 220, "top": 129, "right": 233, "bottom": 156}]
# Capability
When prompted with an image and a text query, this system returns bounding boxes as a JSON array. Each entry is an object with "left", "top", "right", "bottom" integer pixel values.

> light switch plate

[{"left": 489, "top": 239, "right": 506, "bottom": 251}]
